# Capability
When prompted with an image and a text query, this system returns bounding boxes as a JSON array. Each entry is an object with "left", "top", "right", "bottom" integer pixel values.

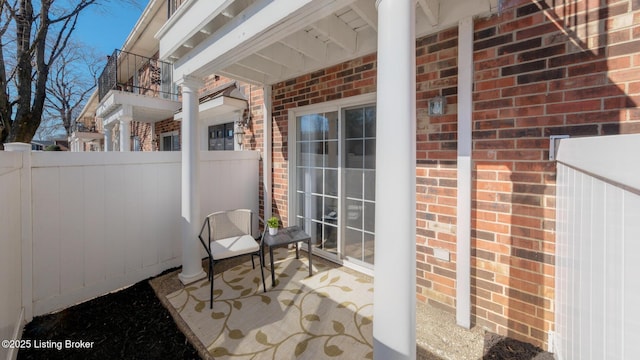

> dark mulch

[
  {"left": 483, "top": 332, "right": 555, "bottom": 360},
  {"left": 18, "top": 277, "right": 199, "bottom": 360}
]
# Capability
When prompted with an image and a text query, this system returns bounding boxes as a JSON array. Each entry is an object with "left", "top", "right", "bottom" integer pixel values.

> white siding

[{"left": 555, "top": 134, "right": 640, "bottom": 360}]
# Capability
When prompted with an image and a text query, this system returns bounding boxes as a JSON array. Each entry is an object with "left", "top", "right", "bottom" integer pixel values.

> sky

[{"left": 73, "top": 1, "right": 146, "bottom": 57}]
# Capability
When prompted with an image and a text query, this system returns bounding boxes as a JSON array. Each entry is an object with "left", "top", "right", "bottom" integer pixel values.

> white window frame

[{"left": 287, "top": 92, "right": 376, "bottom": 275}]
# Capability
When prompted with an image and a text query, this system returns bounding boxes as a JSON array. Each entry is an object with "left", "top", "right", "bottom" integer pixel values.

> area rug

[{"left": 166, "top": 249, "right": 374, "bottom": 359}]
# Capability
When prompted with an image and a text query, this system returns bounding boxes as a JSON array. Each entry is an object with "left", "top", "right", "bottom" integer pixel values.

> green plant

[{"left": 266, "top": 216, "right": 279, "bottom": 228}]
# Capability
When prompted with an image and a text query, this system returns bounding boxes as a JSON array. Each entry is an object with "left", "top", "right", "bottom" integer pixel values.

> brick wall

[
  {"left": 266, "top": 0, "right": 640, "bottom": 351},
  {"left": 465, "top": 0, "right": 640, "bottom": 348}
]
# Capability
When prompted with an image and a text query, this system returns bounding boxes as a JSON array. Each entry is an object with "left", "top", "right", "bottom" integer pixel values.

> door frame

[{"left": 287, "top": 92, "right": 376, "bottom": 275}]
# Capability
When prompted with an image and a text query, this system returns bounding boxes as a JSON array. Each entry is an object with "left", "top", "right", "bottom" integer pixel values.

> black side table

[{"left": 262, "top": 226, "right": 312, "bottom": 287}]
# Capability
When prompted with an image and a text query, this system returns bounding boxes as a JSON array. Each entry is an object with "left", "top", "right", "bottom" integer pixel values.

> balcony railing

[
  {"left": 98, "top": 49, "right": 176, "bottom": 102},
  {"left": 167, "top": 0, "right": 188, "bottom": 18}
]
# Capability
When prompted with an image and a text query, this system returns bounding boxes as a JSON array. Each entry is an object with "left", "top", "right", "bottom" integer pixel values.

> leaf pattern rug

[{"left": 166, "top": 248, "right": 373, "bottom": 359}]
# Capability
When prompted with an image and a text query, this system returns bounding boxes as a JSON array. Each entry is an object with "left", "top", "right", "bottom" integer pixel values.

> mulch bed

[
  {"left": 18, "top": 270, "right": 555, "bottom": 360},
  {"left": 18, "top": 276, "right": 199, "bottom": 360},
  {"left": 483, "top": 332, "right": 555, "bottom": 360}
]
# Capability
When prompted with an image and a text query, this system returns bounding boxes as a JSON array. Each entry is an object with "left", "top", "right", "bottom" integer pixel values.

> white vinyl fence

[
  {"left": 555, "top": 134, "right": 640, "bottom": 360},
  {"left": 0, "top": 152, "right": 24, "bottom": 360},
  {"left": 0, "top": 148, "right": 259, "bottom": 355}
]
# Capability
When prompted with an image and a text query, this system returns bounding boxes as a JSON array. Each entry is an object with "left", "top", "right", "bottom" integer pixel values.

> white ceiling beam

[
  {"left": 219, "top": 65, "right": 269, "bottom": 85},
  {"left": 280, "top": 31, "right": 327, "bottom": 61},
  {"left": 236, "top": 54, "right": 283, "bottom": 77},
  {"left": 351, "top": 0, "right": 377, "bottom": 32},
  {"left": 312, "top": 14, "right": 358, "bottom": 53},
  {"left": 418, "top": 0, "right": 439, "bottom": 26},
  {"left": 256, "top": 42, "right": 306, "bottom": 71}
]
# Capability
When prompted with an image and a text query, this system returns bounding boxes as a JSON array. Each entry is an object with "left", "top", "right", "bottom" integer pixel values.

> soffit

[{"left": 160, "top": 0, "right": 499, "bottom": 85}]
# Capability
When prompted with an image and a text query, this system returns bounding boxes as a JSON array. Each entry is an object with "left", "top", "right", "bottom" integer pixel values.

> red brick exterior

[{"left": 262, "top": 0, "right": 640, "bottom": 350}]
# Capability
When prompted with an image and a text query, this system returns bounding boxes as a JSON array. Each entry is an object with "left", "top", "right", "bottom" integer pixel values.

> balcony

[
  {"left": 98, "top": 49, "right": 176, "bottom": 102},
  {"left": 96, "top": 49, "right": 180, "bottom": 128}
]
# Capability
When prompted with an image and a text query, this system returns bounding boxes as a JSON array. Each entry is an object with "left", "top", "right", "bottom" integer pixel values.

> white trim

[{"left": 456, "top": 16, "right": 473, "bottom": 329}]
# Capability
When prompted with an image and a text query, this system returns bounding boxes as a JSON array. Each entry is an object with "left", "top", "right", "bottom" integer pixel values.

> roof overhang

[{"left": 156, "top": 0, "right": 499, "bottom": 85}]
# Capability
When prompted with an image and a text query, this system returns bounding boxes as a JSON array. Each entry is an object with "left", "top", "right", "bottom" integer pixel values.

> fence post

[{"left": 4, "top": 143, "right": 33, "bottom": 321}]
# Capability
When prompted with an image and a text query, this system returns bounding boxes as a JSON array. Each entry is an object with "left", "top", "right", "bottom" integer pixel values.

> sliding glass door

[{"left": 292, "top": 99, "right": 376, "bottom": 269}]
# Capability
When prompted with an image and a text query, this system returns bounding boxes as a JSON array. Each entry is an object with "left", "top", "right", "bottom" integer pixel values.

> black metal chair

[{"left": 198, "top": 209, "right": 266, "bottom": 308}]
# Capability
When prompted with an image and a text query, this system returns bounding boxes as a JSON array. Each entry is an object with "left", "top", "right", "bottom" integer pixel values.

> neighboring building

[{"left": 78, "top": 0, "right": 640, "bottom": 356}]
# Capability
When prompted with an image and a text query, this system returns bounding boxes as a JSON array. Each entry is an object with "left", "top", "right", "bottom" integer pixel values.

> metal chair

[{"left": 198, "top": 209, "right": 266, "bottom": 308}]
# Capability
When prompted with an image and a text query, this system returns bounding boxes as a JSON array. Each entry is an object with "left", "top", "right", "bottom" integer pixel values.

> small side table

[{"left": 262, "top": 226, "right": 312, "bottom": 287}]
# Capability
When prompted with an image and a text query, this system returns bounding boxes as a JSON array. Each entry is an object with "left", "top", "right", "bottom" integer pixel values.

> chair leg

[
  {"left": 210, "top": 261, "right": 214, "bottom": 309},
  {"left": 251, "top": 255, "right": 255, "bottom": 269}
]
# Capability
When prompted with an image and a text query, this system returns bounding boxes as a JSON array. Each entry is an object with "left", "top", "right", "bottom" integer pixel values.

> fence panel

[
  {"left": 555, "top": 134, "right": 640, "bottom": 360},
  {"left": 30, "top": 151, "right": 259, "bottom": 315},
  {"left": 0, "top": 152, "right": 24, "bottom": 360}
]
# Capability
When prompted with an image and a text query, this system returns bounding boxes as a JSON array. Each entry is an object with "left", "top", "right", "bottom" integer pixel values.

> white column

[
  {"left": 104, "top": 119, "right": 112, "bottom": 152},
  {"left": 119, "top": 118, "right": 131, "bottom": 152},
  {"left": 373, "top": 1, "right": 416, "bottom": 359},
  {"left": 177, "top": 75, "right": 206, "bottom": 285},
  {"left": 457, "top": 16, "right": 473, "bottom": 329}
]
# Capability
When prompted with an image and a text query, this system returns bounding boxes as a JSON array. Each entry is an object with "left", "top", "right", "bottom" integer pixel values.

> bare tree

[
  {"left": 0, "top": 0, "right": 99, "bottom": 149},
  {"left": 42, "top": 40, "right": 100, "bottom": 138}
]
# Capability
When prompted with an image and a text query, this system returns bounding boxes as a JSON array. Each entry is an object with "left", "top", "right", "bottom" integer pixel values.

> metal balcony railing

[
  {"left": 167, "top": 0, "right": 188, "bottom": 18},
  {"left": 97, "top": 49, "right": 176, "bottom": 102}
]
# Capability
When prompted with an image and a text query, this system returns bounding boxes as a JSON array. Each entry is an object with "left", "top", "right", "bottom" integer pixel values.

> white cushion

[{"left": 210, "top": 234, "right": 259, "bottom": 260}]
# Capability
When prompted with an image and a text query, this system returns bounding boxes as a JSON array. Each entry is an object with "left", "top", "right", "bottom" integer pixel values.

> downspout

[
  {"left": 262, "top": 85, "right": 273, "bottom": 220},
  {"left": 456, "top": 16, "right": 473, "bottom": 329}
]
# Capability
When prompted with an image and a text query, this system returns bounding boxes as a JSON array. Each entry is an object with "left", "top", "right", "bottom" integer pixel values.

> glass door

[
  {"left": 293, "top": 102, "right": 376, "bottom": 269},
  {"left": 295, "top": 111, "right": 339, "bottom": 257},
  {"left": 343, "top": 105, "right": 376, "bottom": 266}
]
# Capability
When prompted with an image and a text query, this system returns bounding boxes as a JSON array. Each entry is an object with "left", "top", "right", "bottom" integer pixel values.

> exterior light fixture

[
  {"left": 428, "top": 96, "right": 446, "bottom": 116},
  {"left": 234, "top": 124, "right": 245, "bottom": 146}
]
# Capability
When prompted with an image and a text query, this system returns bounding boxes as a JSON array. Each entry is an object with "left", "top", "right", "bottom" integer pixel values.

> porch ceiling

[{"left": 157, "top": 0, "right": 498, "bottom": 85}]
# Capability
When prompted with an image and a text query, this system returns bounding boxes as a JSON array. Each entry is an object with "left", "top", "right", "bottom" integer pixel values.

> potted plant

[{"left": 267, "top": 216, "right": 279, "bottom": 235}]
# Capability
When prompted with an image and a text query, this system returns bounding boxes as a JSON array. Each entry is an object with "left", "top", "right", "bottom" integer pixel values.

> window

[
  {"left": 208, "top": 122, "right": 235, "bottom": 151},
  {"left": 160, "top": 131, "right": 180, "bottom": 151}
]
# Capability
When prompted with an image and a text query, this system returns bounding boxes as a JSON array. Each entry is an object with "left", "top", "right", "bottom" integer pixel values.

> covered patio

[{"left": 157, "top": 1, "right": 498, "bottom": 357}]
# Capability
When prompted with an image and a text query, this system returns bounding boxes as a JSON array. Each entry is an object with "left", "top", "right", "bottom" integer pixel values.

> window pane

[
  {"left": 364, "top": 139, "right": 376, "bottom": 169},
  {"left": 323, "top": 223, "right": 338, "bottom": 254},
  {"left": 325, "top": 169, "right": 338, "bottom": 197},
  {"left": 344, "top": 228, "right": 363, "bottom": 260},
  {"left": 299, "top": 142, "right": 310, "bottom": 167},
  {"left": 346, "top": 199, "right": 362, "bottom": 229},
  {"left": 364, "top": 106, "right": 376, "bottom": 137},
  {"left": 364, "top": 201, "right": 375, "bottom": 232},
  {"left": 345, "top": 108, "right": 364, "bottom": 138},
  {"left": 325, "top": 111, "right": 339, "bottom": 140},
  {"left": 310, "top": 142, "right": 323, "bottom": 167},
  {"left": 311, "top": 168, "right": 323, "bottom": 194},
  {"left": 345, "top": 169, "right": 363, "bottom": 199},
  {"left": 345, "top": 140, "right": 363, "bottom": 168},
  {"left": 325, "top": 140, "right": 338, "bottom": 168},
  {"left": 364, "top": 170, "right": 375, "bottom": 201},
  {"left": 364, "top": 233, "right": 375, "bottom": 264}
]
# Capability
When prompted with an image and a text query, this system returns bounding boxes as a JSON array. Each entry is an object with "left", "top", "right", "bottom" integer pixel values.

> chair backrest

[{"left": 208, "top": 209, "right": 252, "bottom": 241}]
